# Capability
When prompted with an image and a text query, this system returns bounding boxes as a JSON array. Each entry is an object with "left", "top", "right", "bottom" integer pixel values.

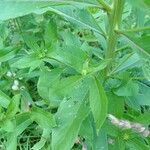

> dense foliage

[{"left": 0, "top": 0, "right": 150, "bottom": 149}]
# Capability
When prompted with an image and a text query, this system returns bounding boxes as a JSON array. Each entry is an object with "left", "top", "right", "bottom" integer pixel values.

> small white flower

[
  {"left": 14, "top": 80, "right": 19, "bottom": 86},
  {"left": 12, "top": 72, "right": 16, "bottom": 77},
  {"left": 12, "top": 85, "right": 19, "bottom": 91},
  {"left": 19, "top": 77, "right": 23, "bottom": 80},
  {"left": 6, "top": 71, "right": 12, "bottom": 77},
  {"left": 12, "top": 80, "right": 19, "bottom": 91},
  {"left": 108, "top": 138, "right": 114, "bottom": 145}
]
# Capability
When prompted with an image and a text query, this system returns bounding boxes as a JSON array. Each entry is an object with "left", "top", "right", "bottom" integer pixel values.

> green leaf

[
  {"left": 0, "top": 47, "right": 17, "bottom": 63},
  {"left": 122, "top": 34, "right": 150, "bottom": 59},
  {"left": 89, "top": 77, "right": 108, "bottom": 131},
  {"left": 142, "top": 59, "right": 150, "bottom": 81},
  {"left": 50, "top": 45, "right": 87, "bottom": 73},
  {"left": 111, "top": 53, "right": 140, "bottom": 74},
  {"left": 1, "top": 119, "right": 14, "bottom": 132},
  {"left": 11, "top": 54, "right": 42, "bottom": 69},
  {"left": 6, "top": 133, "right": 17, "bottom": 150},
  {"left": 0, "top": 1, "right": 58, "bottom": 21},
  {"left": 79, "top": 116, "right": 94, "bottom": 149},
  {"left": 0, "top": 0, "right": 99, "bottom": 21},
  {"left": 2, "top": 113, "right": 32, "bottom": 144},
  {"left": 30, "top": 107, "right": 56, "bottom": 129},
  {"left": 95, "top": 129, "right": 108, "bottom": 150},
  {"left": 48, "top": 6, "right": 103, "bottom": 34},
  {"left": 37, "top": 68, "right": 62, "bottom": 101},
  {"left": 51, "top": 92, "right": 89, "bottom": 150},
  {"left": 135, "top": 112, "right": 150, "bottom": 125},
  {"left": 0, "top": 90, "right": 11, "bottom": 108},
  {"left": 5, "top": 94, "right": 20, "bottom": 118},
  {"left": 127, "top": 137, "right": 150, "bottom": 150},
  {"left": 0, "top": 2, "right": 103, "bottom": 35},
  {"left": 114, "top": 80, "right": 139, "bottom": 97},
  {"left": 55, "top": 0, "right": 99, "bottom": 8},
  {"left": 31, "top": 129, "right": 50, "bottom": 150},
  {"left": 1, "top": 0, "right": 150, "bottom": 148},
  {"left": 38, "top": 68, "right": 82, "bottom": 102},
  {"left": 60, "top": 32, "right": 81, "bottom": 47},
  {"left": 128, "top": 0, "right": 150, "bottom": 11},
  {"left": 44, "top": 20, "right": 58, "bottom": 48},
  {"left": 15, "top": 113, "right": 32, "bottom": 135},
  {"left": 88, "top": 59, "right": 110, "bottom": 74},
  {"left": 107, "top": 92, "right": 124, "bottom": 118},
  {"left": 23, "top": 34, "right": 41, "bottom": 52},
  {"left": 125, "top": 96, "right": 141, "bottom": 111},
  {"left": 134, "top": 82, "right": 150, "bottom": 106}
]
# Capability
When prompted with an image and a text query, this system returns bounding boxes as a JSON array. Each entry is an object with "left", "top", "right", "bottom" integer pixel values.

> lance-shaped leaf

[
  {"left": 30, "top": 107, "right": 56, "bottom": 130},
  {"left": 89, "top": 77, "right": 108, "bottom": 131},
  {"left": 15, "top": 112, "right": 33, "bottom": 136},
  {"left": 49, "top": 45, "right": 87, "bottom": 73},
  {"left": 6, "top": 133, "right": 17, "bottom": 150},
  {"left": 0, "top": 1, "right": 61, "bottom": 21},
  {"left": 128, "top": 0, "right": 150, "bottom": 11},
  {"left": 37, "top": 68, "right": 82, "bottom": 102},
  {"left": 37, "top": 69, "right": 62, "bottom": 101},
  {"left": 51, "top": 88, "right": 89, "bottom": 150},
  {"left": 11, "top": 53, "right": 42, "bottom": 69},
  {"left": 0, "top": 1, "right": 103, "bottom": 35},
  {"left": 122, "top": 34, "right": 150, "bottom": 59},
  {"left": 0, "top": 0, "right": 99, "bottom": 21},
  {"left": 46, "top": 6, "right": 104, "bottom": 35},
  {"left": 1, "top": 112, "right": 32, "bottom": 136},
  {"left": 0, "top": 90, "right": 11, "bottom": 108},
  {"left": 0, "top": 47, "right": 17, "bottom": 63},
  {"left": 110, "top": 53, "right": 140, "bottom": 74},
  {"left": 31, "top": 129, "right": 51, "bottom": 150}
]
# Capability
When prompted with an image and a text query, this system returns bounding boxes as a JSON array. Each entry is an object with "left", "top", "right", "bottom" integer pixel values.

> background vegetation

[{"left": 0, "top": 0, "right": 150, "bottom": 150}]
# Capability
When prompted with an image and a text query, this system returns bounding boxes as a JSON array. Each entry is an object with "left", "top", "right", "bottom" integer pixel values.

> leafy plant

[{"left": 0, "top": 0, "right": 150, "bottom": 149}]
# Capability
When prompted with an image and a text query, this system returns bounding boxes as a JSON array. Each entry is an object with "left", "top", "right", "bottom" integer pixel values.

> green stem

[
  {"left": 115, "top": 45, "right": 129, "bottom": 52},
  {"left": 115, "top": 26, "right": 150, "bottom": 33},
  {"left": 97, "top": 0, "right": 112, "bottom": 12},
  {"left": 105, "top": 0, "right": 125, "bottom": 74}
]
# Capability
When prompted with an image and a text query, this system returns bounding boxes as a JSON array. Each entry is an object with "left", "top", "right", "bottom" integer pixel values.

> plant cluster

[{"left": 0, "top": 0, "right": 150, "bottom": 150}]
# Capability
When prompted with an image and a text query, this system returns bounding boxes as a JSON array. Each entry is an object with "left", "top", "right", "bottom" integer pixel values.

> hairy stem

[
  {"left": 97, "top": 0, "right": 112, "bottom": 12},
  {"left": 115, "top": 26, "right": 150, "bottom": 33},
  {"left": 105, "top": 0, "right": 125, "bottom": 74}
]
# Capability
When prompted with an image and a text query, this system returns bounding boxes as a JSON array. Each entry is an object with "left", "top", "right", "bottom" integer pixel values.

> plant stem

[
  {"left": 115, "top": 26, "right": 150, "bottom": 33},
  {"left": 97, "top": 0, "right": 112, "bottom": 12},
  {"left": 115, "top": 45, "right": 129, "bottom": 52},
  {"left": 105, "top": 0, "right": 125, "bottom": 74}
]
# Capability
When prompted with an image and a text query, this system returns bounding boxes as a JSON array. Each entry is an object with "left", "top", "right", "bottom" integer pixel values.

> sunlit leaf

[
  {"left": 30, "top": 107, "right": 56, "bottom": 129},
  {"left": 51, "top": 90, "right": 89, "bottom": 150},
  {"left": 31, "top": 129, "right": 50, "bottom": 150},
  {"left": 0, "top": 90, "right": 11, "bottom": 108},
  {"left": 89, "top": 77, "right": 108, "bottom": 131}
]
